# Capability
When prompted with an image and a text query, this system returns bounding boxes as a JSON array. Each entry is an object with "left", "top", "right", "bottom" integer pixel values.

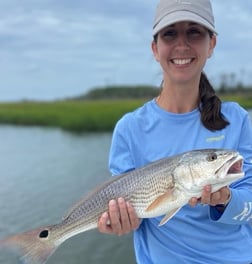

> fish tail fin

[{"left": 0, "top": 226, "right": 59, "bottom": 264}]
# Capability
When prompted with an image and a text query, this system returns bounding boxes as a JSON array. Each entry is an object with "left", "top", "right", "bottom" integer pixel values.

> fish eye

[{"left": 207, "top": 152, "right": 217, "bottom": 161}]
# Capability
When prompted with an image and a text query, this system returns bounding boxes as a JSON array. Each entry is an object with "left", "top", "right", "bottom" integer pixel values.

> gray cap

[{"left": 153, "top": 0, "right": 217, "bottom": 36}]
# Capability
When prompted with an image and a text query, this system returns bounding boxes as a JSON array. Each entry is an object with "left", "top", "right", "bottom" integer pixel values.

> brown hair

[{"left": 199, "top": 72, "right": 229, "bottom": 131}]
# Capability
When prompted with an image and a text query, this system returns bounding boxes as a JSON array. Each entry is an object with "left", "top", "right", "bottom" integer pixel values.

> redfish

[{"left": 0, "top": 149, "right": 244, "bottom": 264}]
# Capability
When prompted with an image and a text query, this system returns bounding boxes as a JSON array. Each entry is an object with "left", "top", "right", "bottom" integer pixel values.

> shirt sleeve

[
  {"left": 210, "top": 112, "right": 252, "bottom": 224},
  {"left": 108, "top": 117, "right": 135, "bottom": 176}
]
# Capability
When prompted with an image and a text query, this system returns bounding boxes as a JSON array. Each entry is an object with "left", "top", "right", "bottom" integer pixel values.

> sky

[{"left": 0, "top": 0, "right": 251, "bottom": 102}]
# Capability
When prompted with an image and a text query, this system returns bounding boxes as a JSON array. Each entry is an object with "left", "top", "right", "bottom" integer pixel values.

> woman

[{"left": 98, "top": 0, "right": 252, "bottom": 263}]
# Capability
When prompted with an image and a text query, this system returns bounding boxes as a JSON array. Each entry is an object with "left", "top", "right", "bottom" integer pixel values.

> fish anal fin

[
  {"left": 159, "top": 208, "right": 181, "bottom": 226},
  {"left": 146, "top": 188, "right": 175, "bottom": 212}
]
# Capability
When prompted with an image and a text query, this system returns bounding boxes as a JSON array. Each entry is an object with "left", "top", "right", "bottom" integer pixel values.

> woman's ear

[
  {"left": 208, "top": 35, "right": 217, "bottom": 58},
  {"left": 152, "top": 41, "right": 160, "bottom": 62}
]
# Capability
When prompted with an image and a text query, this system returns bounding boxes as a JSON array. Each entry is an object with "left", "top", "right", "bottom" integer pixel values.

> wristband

[{"left": 215, "top": 191, "right": 231, "bottom": 210}]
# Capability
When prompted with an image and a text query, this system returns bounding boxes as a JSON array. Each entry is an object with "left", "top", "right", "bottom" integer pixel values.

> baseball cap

[{"left": 153, "top": 0, "right": 217, "bottom": 36}]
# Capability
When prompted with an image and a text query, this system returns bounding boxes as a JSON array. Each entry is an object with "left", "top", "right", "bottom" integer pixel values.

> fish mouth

[
  {"left": 218, "top": 154, "right": 244, "bottom": 179},
  {"left": 227, "top": 156, "right": 243, "bottom": 174}
]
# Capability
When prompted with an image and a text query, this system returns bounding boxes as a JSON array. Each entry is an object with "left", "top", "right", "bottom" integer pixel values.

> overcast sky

[{"left": 0, "top": 0, "right": 251, "bottom": 101}]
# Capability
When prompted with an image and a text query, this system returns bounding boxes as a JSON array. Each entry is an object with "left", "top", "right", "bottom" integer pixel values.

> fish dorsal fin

[
  {"left": 159, "top": 208, "right": 181, "bottom": 226},
  {"left": 146, "top": 188, "right": 175, "bottom": 212}
]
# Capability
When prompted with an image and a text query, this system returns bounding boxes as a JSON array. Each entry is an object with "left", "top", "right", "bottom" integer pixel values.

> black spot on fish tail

[
  {"left": 39, "top": 230, "right": 49, "bottom": 239},
  {"left": 0, "top": 227, "right": 58, "bottom": 264}
]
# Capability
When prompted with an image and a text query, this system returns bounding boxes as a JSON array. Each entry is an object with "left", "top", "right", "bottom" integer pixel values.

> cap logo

[{"left": 175, "top": 0, "right": 191, "bottom": 4}]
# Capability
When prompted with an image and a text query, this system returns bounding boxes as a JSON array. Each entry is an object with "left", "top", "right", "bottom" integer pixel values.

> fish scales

[
  {"left": 63, "top": 157, "right": 175, "bottom": 226},
  {"left": 45, "top": 160, "right": 176, "bottom": 245}
]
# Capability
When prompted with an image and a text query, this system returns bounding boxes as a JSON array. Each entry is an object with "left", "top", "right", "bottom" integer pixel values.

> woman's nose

[{"left": 175, "top": 33, "right": 190, "bottom": 49}]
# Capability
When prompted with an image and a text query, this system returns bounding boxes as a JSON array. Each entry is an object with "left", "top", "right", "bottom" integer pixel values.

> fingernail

[
  {"left": 102, "top": 212, "right": 108, "bottom": 218},
  {"left": 109, "top": 200, "right": 116, "bottom": 206},
  {"left": 118, "top": 197, "right": 124, "bottom": 203}
]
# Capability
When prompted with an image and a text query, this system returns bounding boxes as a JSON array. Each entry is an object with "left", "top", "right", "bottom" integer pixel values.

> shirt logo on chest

[{"left": 206, "top": 135, "right": 225, "bottom": 143}]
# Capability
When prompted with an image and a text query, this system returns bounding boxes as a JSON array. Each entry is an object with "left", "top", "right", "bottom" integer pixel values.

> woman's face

[{"left": 152, "top": 21, "right": 216, "bottom": 85}]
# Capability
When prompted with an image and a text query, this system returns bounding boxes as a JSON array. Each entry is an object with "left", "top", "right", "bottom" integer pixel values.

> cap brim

[{"left": 152, "top": 10, "right": 217, "bottom": 36}]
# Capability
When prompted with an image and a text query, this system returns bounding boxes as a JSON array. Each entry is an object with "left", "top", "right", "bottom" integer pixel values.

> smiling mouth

[{"left": 171, "top": 58, "right": 194, "bottom": 65}]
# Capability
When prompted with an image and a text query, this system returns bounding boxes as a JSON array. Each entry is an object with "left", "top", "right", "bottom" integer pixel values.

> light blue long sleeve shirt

[{"left": 109, "top": 99, "right": 252, "bottom": 264}]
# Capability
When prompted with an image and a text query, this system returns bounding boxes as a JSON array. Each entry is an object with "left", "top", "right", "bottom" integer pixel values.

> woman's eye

[
  {"left": 159, "top": 27, "right": 207, "bottom": 42},
  {"left": 187, "top": 28, "right": 205, "bottom": 39},
  {"left": 162, "top": 30, "right": 177, "bottom": 39}
]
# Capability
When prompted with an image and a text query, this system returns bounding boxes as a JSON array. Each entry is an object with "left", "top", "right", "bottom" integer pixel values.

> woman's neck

[{"left": 156, "top": 80, "right": 200, "bottom": 113}]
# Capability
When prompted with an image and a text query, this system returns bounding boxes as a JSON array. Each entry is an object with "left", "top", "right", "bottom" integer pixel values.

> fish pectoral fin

[
  {"left": 146, "top": 189, "right": 175, "bottom": 212},
  {"left": 159, "top": 208, "right": 181, "bottom": 226}
]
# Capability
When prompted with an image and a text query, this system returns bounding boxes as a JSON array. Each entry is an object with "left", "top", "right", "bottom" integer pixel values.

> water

[
  {"left": 0, "top": 126, "right": 135, "bottom": 264},
  {"left": 1, "top": 110, "right": 252, "bottom": 264}
]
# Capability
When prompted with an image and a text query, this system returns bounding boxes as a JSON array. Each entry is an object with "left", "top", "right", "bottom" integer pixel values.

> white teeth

[{"left": 172, "top": 59, "right": 192, "bottom": 65}]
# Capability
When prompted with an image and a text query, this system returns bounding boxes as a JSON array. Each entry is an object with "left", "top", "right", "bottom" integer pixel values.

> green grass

[
  {"left": 0, "top": 96, "right": 251, "bottom": 132},
  {"left": 0, "top": 100, "right": 146, "bottom": 132},
  {"left": 219, "top": 94, "right": 252, "bottom": 109}
]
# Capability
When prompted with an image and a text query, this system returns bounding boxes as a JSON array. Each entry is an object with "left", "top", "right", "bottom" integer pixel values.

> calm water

[
  {"left": 0, "top": 110, "right": 252, "bottom": 264},
  {"left": 0, "top": 126, "right": 135, "bottom": 264}
]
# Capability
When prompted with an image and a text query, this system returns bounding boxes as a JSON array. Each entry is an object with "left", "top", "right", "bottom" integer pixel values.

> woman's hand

[
  {"left": 98, "top": 197, "right": 140, "bottom": 236},
  {"left": 189, "top": 185, "right": 231, "bottom": 207}
]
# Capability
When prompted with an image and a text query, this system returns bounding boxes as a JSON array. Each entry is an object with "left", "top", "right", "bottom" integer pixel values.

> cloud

[
  {"left": 0, "top": 0, "right": 251, "bottom": 101},
  {"left": 206, "top": 0, "right": 252, "bottom": 85}
]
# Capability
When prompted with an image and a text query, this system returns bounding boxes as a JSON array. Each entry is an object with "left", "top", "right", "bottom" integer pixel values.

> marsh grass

[
  {"left": 0, "top": 100, "right": 146, "bottom": 132},
  {"left": 220, "top": 95, "right": 252, "bottom": 109},
  {"left": 0, "top": 96, "right": 251, "bottom": 132}
]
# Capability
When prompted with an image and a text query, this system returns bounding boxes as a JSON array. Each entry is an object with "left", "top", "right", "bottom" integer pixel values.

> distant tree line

[
  {"left": 73, "top": 85, "right": 160, "bottom": 100},
  {"left": 218, "top": 72, "right": 252, "bottom": 94},
  {"left": 70, "top": 82, "right": 252, "bottom": 101}
]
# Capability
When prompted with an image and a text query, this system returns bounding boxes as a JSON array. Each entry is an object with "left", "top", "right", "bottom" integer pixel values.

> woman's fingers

[{"left": 98, "top": 198, "right": 140, "bottom": 236}]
